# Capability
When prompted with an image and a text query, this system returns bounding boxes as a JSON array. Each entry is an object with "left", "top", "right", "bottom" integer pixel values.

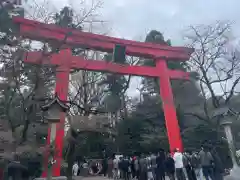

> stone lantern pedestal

[
  {"left": 40, "top": 94, "right": 69, "bottom": 180},
  {"left": 213, "top": 107, "right": 240, "bottom": 179},
  {"left": 221, "top": 120, "right": 240, "bottom": 180}
]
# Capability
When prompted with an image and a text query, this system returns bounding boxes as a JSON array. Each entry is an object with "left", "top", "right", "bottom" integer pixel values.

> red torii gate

[{"left": 13, "top": 17, "right": 193, "bottom": 177}]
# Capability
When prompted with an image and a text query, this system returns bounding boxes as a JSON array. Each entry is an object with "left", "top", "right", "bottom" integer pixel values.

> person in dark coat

[
  {"left": 5, "top": 160, "right": 29, "bottom": 180},
  {"left": 107, "top": 157, "right": 113, "bottom": 178},
  {"left": 139, "top": 155, "right": 147, "bottom": 180},
  {"left": 183, "top": 152, "right": 197, "bottom": 180},
  {"left": 164, "top": 152, "right": 175, "bottom": 180},
  {"left": 211, "top": 148, "right": 224, "bottom": 180},
  {"left": 190, "top": 152, "right": 202, "bottom": 179},
  {"left": 119, "top": 157, "right": 124, "bottom": 179},
  {"left": 131, "top": 156, "right": 136, "bottom": 179},
  {"left": 122, "top": 157, "right": 130, "bottom": 180},
  {"left": 102, "top": 157, "right": 108, "bottom": 177},
  {"left": 156, "top": 150, "right": 165, "bottom": 180},
  {"left": 134, "top": 156, "right": 140, "bottom": 180},
  {"left": 199, "top": 145, "right": 215, "bottom": 180}
]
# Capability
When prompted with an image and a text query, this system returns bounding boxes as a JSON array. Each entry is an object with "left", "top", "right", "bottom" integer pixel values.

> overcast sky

[
  {"left": 49, "top": 0, "right": 240, "bottom": 41},
  {"left": 40, "top": 0, "right": 240, "bottom": 96}
]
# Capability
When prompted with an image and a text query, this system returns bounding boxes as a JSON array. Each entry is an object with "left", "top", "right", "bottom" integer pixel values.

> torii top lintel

[{"left": 13, "top": 17, "right": 193, "bottom": 60}]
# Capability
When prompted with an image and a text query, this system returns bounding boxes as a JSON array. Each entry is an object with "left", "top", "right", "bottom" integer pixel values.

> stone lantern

[
  {"left": 39, "top": 94, "right": 68, "bottom": 180},
  {"left": 213, "top": 106, "right": 240, "bottom": 179}
]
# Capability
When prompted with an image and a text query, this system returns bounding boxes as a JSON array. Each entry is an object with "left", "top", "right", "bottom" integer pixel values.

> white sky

[
  {"left": 49, "top": 0, "right": 240, "bottom": 41},
  {"left": 27, "top": 0, "right": 240, "bottom": 97}
]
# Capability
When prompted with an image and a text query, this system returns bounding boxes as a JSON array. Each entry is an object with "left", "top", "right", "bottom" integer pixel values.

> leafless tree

[
  {"left": 183, "top": 21, "right": 240, "bottom": 126},
  {"left": 0, "top": 0, "right": 107, "bottom": 159}
]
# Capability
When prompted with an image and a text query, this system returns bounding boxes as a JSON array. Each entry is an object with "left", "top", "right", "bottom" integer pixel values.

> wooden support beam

[
  {"left": 24, "top": 51, "right": 189, "bottom": 80},
  {"left": 13, "top": 17, "right": 193, "bottom": 60}
]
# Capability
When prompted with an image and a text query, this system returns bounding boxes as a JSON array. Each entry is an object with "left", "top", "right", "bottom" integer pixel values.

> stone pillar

[
  {"left": 221, "top": 120, "right": 240, "bottom": 179},
  {"left": 223, "top": 122, "right": 238, "bottom": 168}
]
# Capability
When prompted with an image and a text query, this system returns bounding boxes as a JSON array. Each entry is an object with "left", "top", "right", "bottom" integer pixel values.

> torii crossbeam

[{"left": 13, "top": 17, "right": 193, "bottom": 177}]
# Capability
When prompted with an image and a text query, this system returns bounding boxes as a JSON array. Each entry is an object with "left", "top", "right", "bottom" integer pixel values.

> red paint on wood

[
  {"left": 156, "top": 59, "right": 183, "bottom": 152},
  {"left": 13, "top": 17, "right": 193, "bottom": 60},
  {"left": 40, "top": 50, "right": 71, "bottom": 177},
  {"left": 24, "top": 51, "right": 189, "bottom": 80}
]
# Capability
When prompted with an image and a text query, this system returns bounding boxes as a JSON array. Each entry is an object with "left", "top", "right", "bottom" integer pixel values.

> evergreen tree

[
  {"left": 99, "top": 52, "right": 129, "bottom": 123},
  {"left": 141, "top": 30, "right": 188, "bottom": 94}
]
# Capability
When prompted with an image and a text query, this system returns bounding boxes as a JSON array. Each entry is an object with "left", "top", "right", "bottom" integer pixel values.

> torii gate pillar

[
  {"left": 42, "top": 50, "right": 71, "bottom": 177},
  {"left": 157, "top": 60, "right": 183, "bottom": 151}
]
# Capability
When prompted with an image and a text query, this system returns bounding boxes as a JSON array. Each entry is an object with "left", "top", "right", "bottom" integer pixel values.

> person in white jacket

[
  {"left": 72, "top": 162, "right": 79, "bottom": 176},
  {"left": 173, "top": 148, "right": 186, "bottom": 180}
]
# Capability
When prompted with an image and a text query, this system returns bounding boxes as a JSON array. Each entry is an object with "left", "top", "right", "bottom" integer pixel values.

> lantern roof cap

[{"left": 41, "top": 94, "right": 69, "bottom": 111}]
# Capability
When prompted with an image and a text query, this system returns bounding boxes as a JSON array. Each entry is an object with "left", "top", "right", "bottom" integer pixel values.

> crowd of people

[{"left": 90, "top": 145, "right": 225, "bottom": 180}]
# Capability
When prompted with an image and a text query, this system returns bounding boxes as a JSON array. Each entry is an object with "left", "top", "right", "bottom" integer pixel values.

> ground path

[
  {"left": 74, "top": 176, "right": 108, "bottom": 180},
  {"left": 74, "top": 175, "right": 233, "bottom": 180},
  {"left": 74, "top": 176, "right": 171, "bottom": 180}
]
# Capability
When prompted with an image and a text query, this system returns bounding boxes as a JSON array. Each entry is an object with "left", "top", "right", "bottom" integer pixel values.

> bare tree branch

[{"left": 184, "top": 21, "right": 240, "bottom": 124}]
